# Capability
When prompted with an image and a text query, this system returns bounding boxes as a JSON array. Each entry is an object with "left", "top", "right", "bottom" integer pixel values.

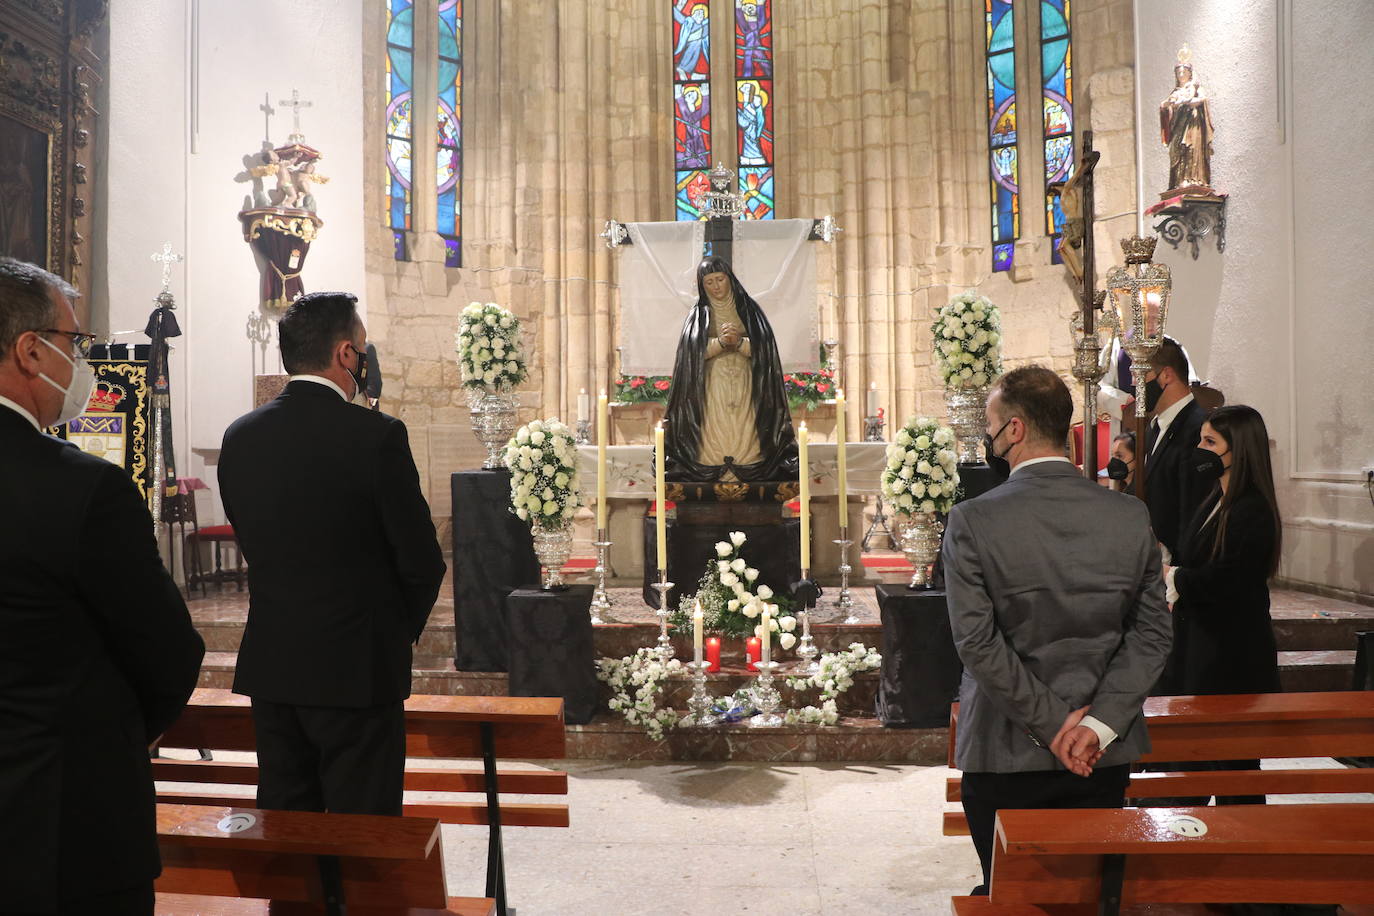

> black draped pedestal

[
  {"left": 874, "top": 585, "right": 962, "bottom": 728},
  {"left": 451, "top": 470, "right": 540, "bottom": 671},
  {"left": 504, "top": 585, "right": 598, "bottom": 725},
  {"left": 642, "top": 514, "right": 801, "bottom": 610}
]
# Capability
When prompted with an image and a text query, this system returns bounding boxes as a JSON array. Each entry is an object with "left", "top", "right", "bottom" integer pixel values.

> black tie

[{"left": 1146, "top": 417, "right": 1161, "bottom": 455}]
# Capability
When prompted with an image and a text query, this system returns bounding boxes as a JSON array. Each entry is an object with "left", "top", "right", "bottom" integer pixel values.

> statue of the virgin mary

[{"left": 664, "top": 257, "right": 797, "bottom": 482}]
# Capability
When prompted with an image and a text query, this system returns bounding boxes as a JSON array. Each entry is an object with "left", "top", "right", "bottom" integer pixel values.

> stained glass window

[
  {"left": 735, "top": 0, "right": 773, "bottom": 219},
  {"left": 985, "top": 0, "right": 1018, "bottom": 272},
  {"left": 437, "top": 0, "right": 462, "bottom": 268},
  {"left": 673, "top": 0, "right": 712, "bottom": 220},
  {"left": 1040, "top": 0, "right": 1072, "bottom": 264},
  {"left": 385, "top": 0, "right": 413, "bottom": 261}
]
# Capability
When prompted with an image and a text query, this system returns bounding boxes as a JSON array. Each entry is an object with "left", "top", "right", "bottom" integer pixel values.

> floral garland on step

[
  {"left": 597, "top": 650, "right": 683, "bottom": 741},
  {"left": 881, "top": 417, "right": 961, "bottom": 517},
  {"left": 503, "top": 418, "right": 582, "bottom": 526},
  {"left": 785, "top": 643, "right": 884, "bottom": 721},
  {"left": 456, "top": 301, "right": 528, "bottom": 391},
  {"left": 932, "top": 292, "right": 1002, "bottom": 388}
]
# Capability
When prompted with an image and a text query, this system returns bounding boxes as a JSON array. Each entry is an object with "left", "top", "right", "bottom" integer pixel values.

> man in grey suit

[{"left": 944, "top": 365, "right": 1172, "bottom": 894}]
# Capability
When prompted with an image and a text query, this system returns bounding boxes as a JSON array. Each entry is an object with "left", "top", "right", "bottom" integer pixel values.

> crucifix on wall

[{"left": 279, "top": 88, "right": 313, "bottom": 143}]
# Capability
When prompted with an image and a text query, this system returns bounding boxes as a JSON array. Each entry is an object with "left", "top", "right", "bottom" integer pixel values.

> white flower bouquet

[
  {"left": 670, "top": 530, "right": 797, "bottom": 648},
  {"left": 503, "top": 418, "right": 583, "bottom": 526},
  {"left": 456, "top": 301, "right": 528, "bottom": 391},
  {"left": 596, "top": 649, "right": 684, "bottom": 741},
  {"left": 933, "top": 292, "right": 1002, "bottom": 389},
  {"left": 882, "top": 417, "right": 961, "bottom": 516}
]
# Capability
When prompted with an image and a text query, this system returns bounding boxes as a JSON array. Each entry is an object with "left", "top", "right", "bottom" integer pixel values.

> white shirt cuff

[
  {"left": 1080, "top": 715, "right": 1118, "bottom": 750},
  {"left": 1165, "top": 566, "right": 1179, "bottom": 605}
]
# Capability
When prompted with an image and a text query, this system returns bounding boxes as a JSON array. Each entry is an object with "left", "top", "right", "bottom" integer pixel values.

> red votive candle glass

[
  {"left": 745, "top": 637, "right": 762, "bottom": 671},
  {"left": 704, "top": 636, "right": 721, "bottom": 673}
]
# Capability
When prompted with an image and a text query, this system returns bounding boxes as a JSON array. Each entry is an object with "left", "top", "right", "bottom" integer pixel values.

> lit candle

[
  {"left": 577, "top": 388, "right": 589, "bottom": 424},
  {"left": 705, "top": 636, "right": 721, "bottom": 673},
  {"left": 760, "top": 605, "right": 772, "bottom": 668},
  {"left": 693, "top": 600, "right": 704, "bottom": 665},
  {"left": 654, "top": 421, "right": 667, "bottom": 574},
  {"left": 745, "top": 637, "right": 761, "bottom": 671},
  {"left": 798, "top": 423, "right": 810, "bottom": 571},
  {"left": 835, "top": 388, "right": 848, "bottom": 528},
  {"left": 596, "top": 391, "right": 608, "bottom": 531},
  {"left": 867, "top": 381, "right": 880, "bottom": 418}
]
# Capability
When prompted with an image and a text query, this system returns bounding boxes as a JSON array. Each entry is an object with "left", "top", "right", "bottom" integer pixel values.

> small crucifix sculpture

[
  {"left": 151, "top": 242, "right": 183, "bottom": 294},
  {"left": 279, "top": 88, "right": 312, "bottom": 143},
  {"left": 259, "top": 92, "right": 275, "bottom": 144}
]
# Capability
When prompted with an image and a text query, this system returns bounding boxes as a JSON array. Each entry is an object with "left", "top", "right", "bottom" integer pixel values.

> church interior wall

[{"left": 1134, "top": 0, "right": 1374, "bottom": 598}]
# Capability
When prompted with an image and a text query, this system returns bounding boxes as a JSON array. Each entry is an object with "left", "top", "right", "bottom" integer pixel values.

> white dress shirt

[
  {"left": 1150, "top": 391, "right": 1195, "bottom": 455},
  {"left": 288, "top": 374, "right": 350, "bottom": 402},
  {"left": 1009, "top": 452, "right": 1118, "bottom": 751},
  {"left": 0, "top": 395, "right": 41, "bottom": 431}
]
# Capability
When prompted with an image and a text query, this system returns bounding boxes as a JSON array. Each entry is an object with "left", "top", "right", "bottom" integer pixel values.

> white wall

[
  {"left": 1134, "top": 0, "right": 1374, "bottom": 595},
  {"left": 105, "top": 0, "right": 366, "bottom": 519}
]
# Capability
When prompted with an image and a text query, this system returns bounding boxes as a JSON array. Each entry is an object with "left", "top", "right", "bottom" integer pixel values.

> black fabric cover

[
  {"left": 504, "top": 585, "right": 598, "bottom": 725},
  {"left": 451, "top": 470, "right": 540, "bottom": 671},
  {"left": 874, "top": 585, "right": 962, "bottom": 728},
  {"left": 929, "top": 463, "right": 1004, "bottom": 590},
  {"left": 663, "top": 256, "right": 798, "bottom": 482},
  {"left": 642, "top": 517, "right": 800, "bottom": 610}
]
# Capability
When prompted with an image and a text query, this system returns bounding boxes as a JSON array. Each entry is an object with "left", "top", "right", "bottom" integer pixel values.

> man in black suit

[
  {"left": 1138, "top": 337, "right": 1210, "bottom": 560},
  {"left": 0, "top": 257, "right": 205, "bottom": 915},
  {"left": 218, "top": 291, "right": 445, "bottom": 816}
]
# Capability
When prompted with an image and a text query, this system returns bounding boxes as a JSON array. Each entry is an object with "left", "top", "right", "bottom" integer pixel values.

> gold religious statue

[{"left": 1159, "top": 46, "right": 1216, "bottom": 197}]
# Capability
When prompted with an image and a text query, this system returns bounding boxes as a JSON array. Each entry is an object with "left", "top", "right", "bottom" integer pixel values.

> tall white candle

[
  {"left": 836, "top": 388, "right": 848, "bottom": 526},
  {"left": 654, "top": 422, "right": 667, "bottom": 573},
  {"left": 867, "top": 382, "right": 880, "bottom": 417},
  {"left": 596, "top": 391, "right": 608, "bottom": 530},
  {"left": 577, "top": 388, "right": 590, "bottom": 423},
  {"left": 760, "top": 605, "right": 772, "bottom": 667},
  {"left": 693, "top": 600, "right": 704, "bottom": 665},
  {"left": 798, "top": 423, "right": 810, "bottom": 572}
]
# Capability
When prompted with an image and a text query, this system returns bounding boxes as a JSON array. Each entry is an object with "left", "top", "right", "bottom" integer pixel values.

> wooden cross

[
  {"left": 258, "top": 92, "right": 275, "bottom": 143},
  {"left": 278, "top": 88, "right": 312, "bottom": 139},
  {"left": 151, "top": 242, "right": 183, "bottom": 292}
]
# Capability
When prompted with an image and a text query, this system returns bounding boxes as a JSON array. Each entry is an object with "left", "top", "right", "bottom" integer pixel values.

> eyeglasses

[{"left": 37, "top": 329, "right": 98, "bottom": 359}]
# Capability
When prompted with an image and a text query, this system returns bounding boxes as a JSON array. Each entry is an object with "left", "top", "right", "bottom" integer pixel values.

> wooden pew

[
  {"left": 943, "top": 692, "right": 1374, "bottom": 835},
  {"left": 156, "top": 689, "right": 568, "bottom": 914},
  {"left": 154, "top": 802, "right": 495, "bottom": 915},
  {"left": 949, "top": 803, "right": 1374, "bottom": 916}
]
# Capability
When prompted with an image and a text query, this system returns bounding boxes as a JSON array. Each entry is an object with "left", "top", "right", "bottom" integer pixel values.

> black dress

[{"left": 1160, "top": 488, "right": 1281, "bottom": 696}]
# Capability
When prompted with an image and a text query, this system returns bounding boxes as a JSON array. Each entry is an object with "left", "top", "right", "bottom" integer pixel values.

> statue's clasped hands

[{"left": 719, "top": 324, "right": 743, "bottom": 351}]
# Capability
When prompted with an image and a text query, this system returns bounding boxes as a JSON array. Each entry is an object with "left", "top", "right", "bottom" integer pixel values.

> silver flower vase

[
  {"left": 468, "top": 389, "right": 517, "bottom": 469},
  {"left": 900, "top": 513, "right": 944, "bottom": 589},
  {"left": 532, "top": 523, "right": 573, "bottom": 590},
  {"left": 944, "top": 386, "right": 989, "bottom": 464}
]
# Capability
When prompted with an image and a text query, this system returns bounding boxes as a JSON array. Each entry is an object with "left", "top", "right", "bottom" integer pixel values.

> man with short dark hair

[
  {"left": 0, "top": 257, "right": 204, "bottom": 914},
  {"left": 218, "top": 291, "right": 445, "bottom": 815},
  {"left": 945, "top": 365, "right": 1172, "bottom": 895},
  {"left": 1137, "top": 337, "right": 1209, "bottom": 559}
]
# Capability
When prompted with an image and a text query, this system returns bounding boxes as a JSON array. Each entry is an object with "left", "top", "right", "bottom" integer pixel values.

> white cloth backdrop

[
  {"left": 617, "top": 218, "right": 819, "bottom": 375},
  {"left": 577, "top": 442, "right": 887, "bottom": 498}
]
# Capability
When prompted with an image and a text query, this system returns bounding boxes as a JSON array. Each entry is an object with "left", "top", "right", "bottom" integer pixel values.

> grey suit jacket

[{"left": 944, "top": 459, "right": 1171, "bottom": 773}]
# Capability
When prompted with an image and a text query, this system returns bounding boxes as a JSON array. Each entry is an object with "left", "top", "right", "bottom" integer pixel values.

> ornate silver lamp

[{"left": 1069, "top": 291, "right": 1116, "bottom": 478}]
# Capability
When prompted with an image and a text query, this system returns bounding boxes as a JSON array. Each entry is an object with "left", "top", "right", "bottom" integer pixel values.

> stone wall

[{"left": 361, "top": 0, "right": 1139, "bottom": 543}]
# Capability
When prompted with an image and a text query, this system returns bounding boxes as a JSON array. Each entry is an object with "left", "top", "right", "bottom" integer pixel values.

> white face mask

[{"left": 38, "top": 336, "right": 96, "bottom": 427}]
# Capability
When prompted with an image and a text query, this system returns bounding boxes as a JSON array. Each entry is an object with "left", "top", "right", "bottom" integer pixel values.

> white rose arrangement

[
  {"left": 932, "top": 292, "right": 1002, "bottom": 389},
  {"left": 785, "top": 643, "right": 883, "bottom": 725},
  {"left": 596, "top": 649, "right": 684, "bottom": 741},
  {"left": 456, "top": 301, "right": 528, "bottom": 391},
  {"left": 882, "top": 417, "right": 961, "bottom": 517},
  {"left": 503, "top": 418, "right": 583, "bottom": 527},
  {"left": 670, "top": 530, "right": 797, "bottom": 648}
]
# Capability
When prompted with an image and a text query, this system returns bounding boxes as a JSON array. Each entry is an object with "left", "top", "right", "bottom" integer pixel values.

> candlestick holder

[
  {"left": 685, "top": 660, "right": 719, "bottom": 726},
  {"left": 862, "top": 493, "right": 894, "bottom": 551},
  {"left": 575, "top": 418, "right": 592, "bottom": 445},
  {"left": 793, "top": 567, "right": 821, "bottom": 676},
  {"left": 589, "top": 528, "right": 614, "bottom": 625},
  {"left": 749, "top": 660, "right": 783, "bottom": 727},
  {"left": 650, "top": 577, "right": 675, "bottom": 661},
  {"left": 833, "top": 531, "right": 859, "bottom": 625},
  {"left": 863, "top": 414, "right": 885, "bottom": 442}
]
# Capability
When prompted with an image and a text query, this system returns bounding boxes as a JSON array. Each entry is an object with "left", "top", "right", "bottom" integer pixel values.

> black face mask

[
  {"left": 1191, "top": 447, "right": 1228, "bottom": 481},
  {"left": 1106, "top": 457, "right": 1132, "bottom": 481},
  {"left": 1143, "top": 376, "right": 1165, "bottom": 413},
  {"left": 983, "top": 419, "right": 1013, "bottom": 480},
  {"left": 346, "top": 344, "right": 368, "bottom": 401}
]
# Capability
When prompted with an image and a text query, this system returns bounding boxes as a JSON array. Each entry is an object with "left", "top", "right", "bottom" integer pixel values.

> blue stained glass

[
  {"left": 436, "top": 0, "right": 462, "bottom": 264},
  {"left": 1041, "top": 0, "right": 1073, "bottom": 241},
  {"left": 676, "top": 169, "right": 710, "bottom": 220},
  {"left": 673, "top": 1, "right": 711, "bottom": 82},
  {"left": 385, "top": 0, "right": 414, "bottom": 253},
  {"left": 1041, "top": 0, "right": 1068, "bottom": 38},
  {"left": 993, "top": 243, "right": 1015, "bottom": 271},
  {"left": 674, "top": 83, "right": 711, "bottom": 170},
  {"left": 988, "top": 0, "right": 1015, "bottom": 51},
  {"left": 1042, "top": 38, "right": 1068, "bottom": 82},
  {"left": 740, "top": 166, "right": 774, "bottom": 220},
  {"left": 735, "top": 0, "right": 772, "bottom": 79},
  {"left": 444, "top": 238, "right": 460, "bottom": 269},
  {"left": 986, "top": 0, "right": 1018, "bottom": 271},
  {"left": 673, "top": 0, "right": 712, "bottom": 219}
]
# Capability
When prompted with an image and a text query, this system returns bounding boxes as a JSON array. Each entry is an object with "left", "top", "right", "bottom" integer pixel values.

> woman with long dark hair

[
  {"left": 663, "top": 257, "right": 797, "bottom": 481},
  {"left": 1161, "top": 404, "right": 1283, "bottom": 696}
]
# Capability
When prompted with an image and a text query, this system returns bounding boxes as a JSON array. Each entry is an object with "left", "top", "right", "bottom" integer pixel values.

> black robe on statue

[{"left": 664, "top": 257, "right": 797, "bottom": 482}]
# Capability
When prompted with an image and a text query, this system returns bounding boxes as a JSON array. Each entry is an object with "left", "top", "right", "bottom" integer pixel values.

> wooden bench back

[{"left": 991, "top": 804, "right": 1374, "bottom": 906}]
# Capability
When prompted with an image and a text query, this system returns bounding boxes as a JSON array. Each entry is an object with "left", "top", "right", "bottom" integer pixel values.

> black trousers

[
  {"left": 1136, "top": 758, "right": 1265, "bottom": 807},
  {"left": 37, "top": 882, "right": 154, "bottom": 916},
  {"left": 962, "top": 764, "right": 1130, "bottom": 894},
  {"left": 250, "top": 698, "right": 406, "bottom": 815}
]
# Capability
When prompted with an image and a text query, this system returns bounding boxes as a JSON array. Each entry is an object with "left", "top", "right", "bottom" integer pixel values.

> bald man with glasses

[{"left": 0, "top": 257, "right": 204, "bottom": 915}]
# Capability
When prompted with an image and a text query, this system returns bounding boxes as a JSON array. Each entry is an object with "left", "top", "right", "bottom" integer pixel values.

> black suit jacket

[
  {"left": 1158, "top": 489, "right": 1281, "bottom": 696},
  {"left": 1141, "top": 398, "right": 1209, "bottom": 557},
  {"left": 0, "top": 405, "right": 205, "bottom": 912},
  {"left": 218, "top": 380, "right": 446, "bottom": 708}
]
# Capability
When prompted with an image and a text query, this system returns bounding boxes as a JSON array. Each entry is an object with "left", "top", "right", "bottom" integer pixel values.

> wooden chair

[
  {"left": 156, "top": 689, "right": 569, "bottom": 915},
  {"left": 185, "top": 522, "right": 246, "bottom": 592},
  {"left": 162, "top": 490, "right": 207, "bottom": 597},
  {"left": 943, "top": 692, "right": 1374, "bottom": 836},
  {"left": 154, "top": 802, "right": 495, "bottom": 915}
]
